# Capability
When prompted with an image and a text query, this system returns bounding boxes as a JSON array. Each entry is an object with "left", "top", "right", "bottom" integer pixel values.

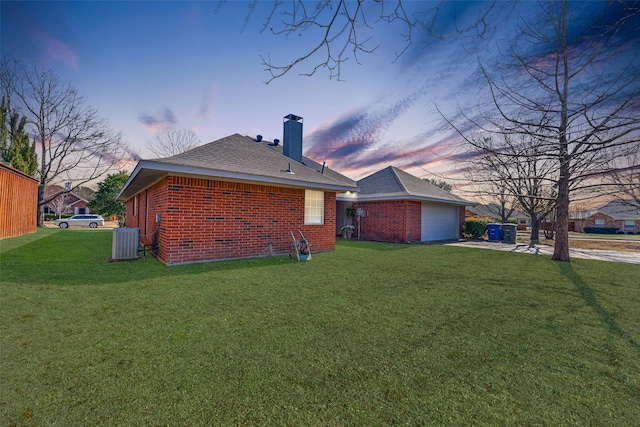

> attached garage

[
  {"left": 421, "top": 202, "right": 460, "bottom": 241},
  {"left": 337, "top": 166, "right": 470, "bottom": 243}
]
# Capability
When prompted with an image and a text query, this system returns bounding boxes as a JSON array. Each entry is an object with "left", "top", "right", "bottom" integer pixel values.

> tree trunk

[
  {"left": 37, "top": 184, "right": 45, "bottom": 227},
  {"left": 529, "top": 217, "right": 540, "bottom": 244},
  {"left": 552, "top": 159, "right": 570, "bottom": 263},
  {"left": 552, "top": 178, "right": 570, "bottom": 261},
  {"left": 551, "top": 5, "right": 570, "bottom": 263}
]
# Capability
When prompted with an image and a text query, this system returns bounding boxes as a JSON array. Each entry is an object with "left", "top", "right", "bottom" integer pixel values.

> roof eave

[
  {"left": 117, "top": 160, "right": 357, "bottom": 200},
  {"left": 337, "top": 193, "right": 470, "bottom": 206}
]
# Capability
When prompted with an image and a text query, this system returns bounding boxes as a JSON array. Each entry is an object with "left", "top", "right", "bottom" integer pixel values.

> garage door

[{"left": 421, "top": 203, "right": 460, "bottom": 241}]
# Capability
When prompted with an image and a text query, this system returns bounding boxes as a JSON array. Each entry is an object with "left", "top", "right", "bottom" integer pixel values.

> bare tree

[
  {"left": 1, "top": 58, "right": 130, "bottom": 226},
  {"left": 48, "top": 193, "right": 71, "bottom": 219},
  {"left": 146, "top": 128, "right": 201, "bottom": 158},
  {"left": 463, "top": 135, "right": 557, "bottom": 243},
  {"left": 604, "top": 143, "right": 640, "bottom": 206},
  {"left": 449, "top": 1, "right": 640, "bottom": 261}
]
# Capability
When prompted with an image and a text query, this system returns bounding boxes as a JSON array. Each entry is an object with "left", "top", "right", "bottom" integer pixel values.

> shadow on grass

[
  {"left": 557, "top": 262, "right": 640, "bottom": 354},
  {"left": 0, "top": 227, "right": 60, "bottom": 252},
  {"left": 337, "top": 239, "right": 419, "bottom": 252}
]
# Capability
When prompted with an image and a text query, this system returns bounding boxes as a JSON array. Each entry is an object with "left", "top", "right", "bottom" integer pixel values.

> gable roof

[
  {"left": 339, "top": 166, "right": 469, "bottom": 206},
  {"left": 43, "top": 185, "right": 89, "bottom": 205},
  {"left": 591, "top": 200, "right": 640, "bottom": 220},
  {"left": 466, "top": 204, "right": 498, "bottom": 218},
  {"left": 466, "top": 203, "right": 529, "bottom": 220},
  {"left": 118, "top": 134, "right": 357, "bottom": 200}
]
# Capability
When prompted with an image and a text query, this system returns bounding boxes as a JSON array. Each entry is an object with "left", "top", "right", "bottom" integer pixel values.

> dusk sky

[{"left": 1, "top": 1, "right": 632, "bottom": 184}]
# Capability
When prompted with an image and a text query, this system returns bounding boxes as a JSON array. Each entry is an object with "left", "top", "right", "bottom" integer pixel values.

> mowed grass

[{"left": 1, "top": 229, "right": 639, "bottom": 426}]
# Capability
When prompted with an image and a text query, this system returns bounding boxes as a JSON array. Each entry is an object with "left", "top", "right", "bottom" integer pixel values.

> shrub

[
  {"left": 44, "top": 213, "right": 73, "bottom": 221},
  {"left": 583, "top": 226, "right": 619, "bottom": 234},
  {"left": 463, "top": 219, "right": 488, "bottom": 239}
]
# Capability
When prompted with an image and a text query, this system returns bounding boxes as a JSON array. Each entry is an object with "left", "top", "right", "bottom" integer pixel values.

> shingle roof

[
  {"left": 341, "top": 166, "right": 469, "bottom": 205},
  {"left": 466, "top": 203, "right": 529, "bottom": 220},
  {"left": 118, "top": 134, "right": 357, "bottom": 200},
  {"left": 43, "top": 185, "right": 88, "bottom": 203},
  {"left": 593, "top": 200, "right": 640, "bottom": 220}
]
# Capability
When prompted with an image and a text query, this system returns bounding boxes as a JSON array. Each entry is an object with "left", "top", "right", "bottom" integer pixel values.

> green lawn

[
  {"left": 1, "top": 229, "right": 639, "bottom": 426},
  {"left": 569, "top": 231, "right": 640, "bottom": 241}
]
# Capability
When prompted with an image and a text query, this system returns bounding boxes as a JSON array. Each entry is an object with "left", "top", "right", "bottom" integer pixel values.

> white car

[{"left": 54, "top": 214, "right": 105, "bottom": 229}]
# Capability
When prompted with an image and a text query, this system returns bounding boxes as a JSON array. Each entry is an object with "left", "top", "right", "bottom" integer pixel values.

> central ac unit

[{"left": 111, "top": 227, "right": 140, "bottom": 261}]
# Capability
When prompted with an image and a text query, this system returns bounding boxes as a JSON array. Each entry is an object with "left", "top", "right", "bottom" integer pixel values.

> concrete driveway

[{"left": 447, "top": 240, "right": 640, "bottom": 264}]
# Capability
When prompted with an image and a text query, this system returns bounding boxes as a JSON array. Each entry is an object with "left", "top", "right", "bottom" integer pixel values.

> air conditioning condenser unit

[{"left": 111, "top": 227, "right": 140, "bottom": 261}]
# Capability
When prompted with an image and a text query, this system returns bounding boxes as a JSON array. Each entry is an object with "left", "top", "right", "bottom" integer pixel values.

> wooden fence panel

[{"left": 0, "top": 163, "right": 38, "bottom": 240}]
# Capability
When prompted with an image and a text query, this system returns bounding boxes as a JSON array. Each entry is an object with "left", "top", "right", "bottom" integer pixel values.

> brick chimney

[{"left": 283, "top": 114, "right": 303, "bottom": 163}]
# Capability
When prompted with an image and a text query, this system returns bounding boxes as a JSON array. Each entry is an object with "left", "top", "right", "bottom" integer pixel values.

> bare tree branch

[
  {"left": 449, "top": 0, "right": 640, "bottom": 260},
  {"left": 146, "top": 128, "right": 201, "bottom": 158},
  {"left": 221, "top": 0, "right": 498, "bottom": 82},
  {"left": 1, "top": 58, "right": 131, "bottom": 226}
]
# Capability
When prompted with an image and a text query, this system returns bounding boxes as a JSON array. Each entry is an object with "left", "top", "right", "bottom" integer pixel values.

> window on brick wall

[
  {"left": 624, "top": 220, "right": 635, "bottom": 231},
  {"left": 132, "top": 195, "right": 137, "bottom": 217},
  {"left": 595, "top": 218, "right": 605, "bottom": 226},
  {"left": 304, "top": 190, "right": 324, "bottom": 225}
]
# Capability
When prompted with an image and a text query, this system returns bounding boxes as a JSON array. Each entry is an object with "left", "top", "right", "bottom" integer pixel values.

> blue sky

[{"left": 1, "top": 1, "right": 631, "bottom": 183}]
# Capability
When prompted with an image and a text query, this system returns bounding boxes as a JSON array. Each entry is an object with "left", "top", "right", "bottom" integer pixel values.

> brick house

[
  {"left": 43, "top": 185, "right": 91, "bottom": 215},
  {"left": 465, "top": 203, "right": 531, "bottom": 230},
  {"left": 117, "top": 115, "right": 357, "bottom": 265},
  {"left": 573, "top": 200, "right": 640, "bottom": 233},
  {"left": 337, "top": 166, "right": 470, "bottom": 242}
]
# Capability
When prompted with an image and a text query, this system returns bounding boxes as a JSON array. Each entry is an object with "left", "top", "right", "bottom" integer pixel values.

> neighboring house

[
  {"left": 465, "top": 203, "right": 531, "bottom": 230},
  {"left": 43, "top": 185, "right": 91, "bottom": 215},
  {"left": 117, "top": 115, "right": 357, "bottom": 265},
  {"left": 337, "top": 166, "right": 470, "bottom": 242},
  {"left": 573, "top": 200, "right": 640, "bottom": 233},
  {"left": 465, "top": 204, "right": 499, "bottom": 219},
  {"left": 0, "top": 162, "right": 38, "bottom": 239}
]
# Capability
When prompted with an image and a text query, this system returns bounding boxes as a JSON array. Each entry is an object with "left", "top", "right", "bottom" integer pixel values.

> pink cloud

[{"left": 43, "top": 34, "right": 78, "bottom": 70}]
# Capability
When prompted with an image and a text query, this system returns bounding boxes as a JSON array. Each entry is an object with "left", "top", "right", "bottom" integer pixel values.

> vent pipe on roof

[
  {"left": 256, "top": 135, "right": 263, "bottom": 142},
  {"left": 269, "top": 138, "right": 280, "bottom": 146},
  {"left": 283, "top": 114, "right": 303, "bottom": 163}
]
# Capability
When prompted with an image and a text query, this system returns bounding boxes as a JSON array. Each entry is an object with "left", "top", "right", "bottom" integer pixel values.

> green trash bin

[{"left": 501, "top": 224, "right": 517, "bottom": 244}]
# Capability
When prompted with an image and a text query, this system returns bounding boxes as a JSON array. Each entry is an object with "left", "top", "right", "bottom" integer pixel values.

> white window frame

[
  {"left": 623, "top": 220, "right": 635, "bottom": 231},
  {"left": 594, "top": 218, "right": 605, "bottom": 226},
  {"left": 304, "top": 190, "right": 324, "bottom": 225}
]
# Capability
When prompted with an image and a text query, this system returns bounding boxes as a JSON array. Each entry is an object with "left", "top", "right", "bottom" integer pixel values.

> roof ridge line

[{"left": 389, "top": 166, "right": 410, "bottom": 194}]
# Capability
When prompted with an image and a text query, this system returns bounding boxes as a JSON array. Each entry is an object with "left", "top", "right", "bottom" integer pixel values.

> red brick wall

[
  {"left": 353, "top": 200, "right": 422, "bottom": 242},
  {"left": 126, "top": 179, "right": 165, "bottom": 257},
  {"left": 583, "top": 213, "right": 639, "bottom": 232},
  {"left": 458, "top": 206, "right": 466, "bottom": 237},
  {"left": 126, "top": 176, "right": 336, "bottom": 265},
  {"left": 585, "top": 213, "right": 617, "bottom": 228}
]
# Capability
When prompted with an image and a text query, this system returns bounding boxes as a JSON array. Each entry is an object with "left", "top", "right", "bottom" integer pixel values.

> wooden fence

[{"left": 0, "top": 162, "right": 38, "bottom": 240}]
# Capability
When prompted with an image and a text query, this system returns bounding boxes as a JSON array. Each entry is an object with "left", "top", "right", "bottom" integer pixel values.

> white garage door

[{"left": 421, "top": 203, "right": 460, "bottom": 241}]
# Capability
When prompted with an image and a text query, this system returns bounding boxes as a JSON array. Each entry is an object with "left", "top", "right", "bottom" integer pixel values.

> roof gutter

[{"left": 336, "top": 193, "right": 470, "bottom": 206}]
